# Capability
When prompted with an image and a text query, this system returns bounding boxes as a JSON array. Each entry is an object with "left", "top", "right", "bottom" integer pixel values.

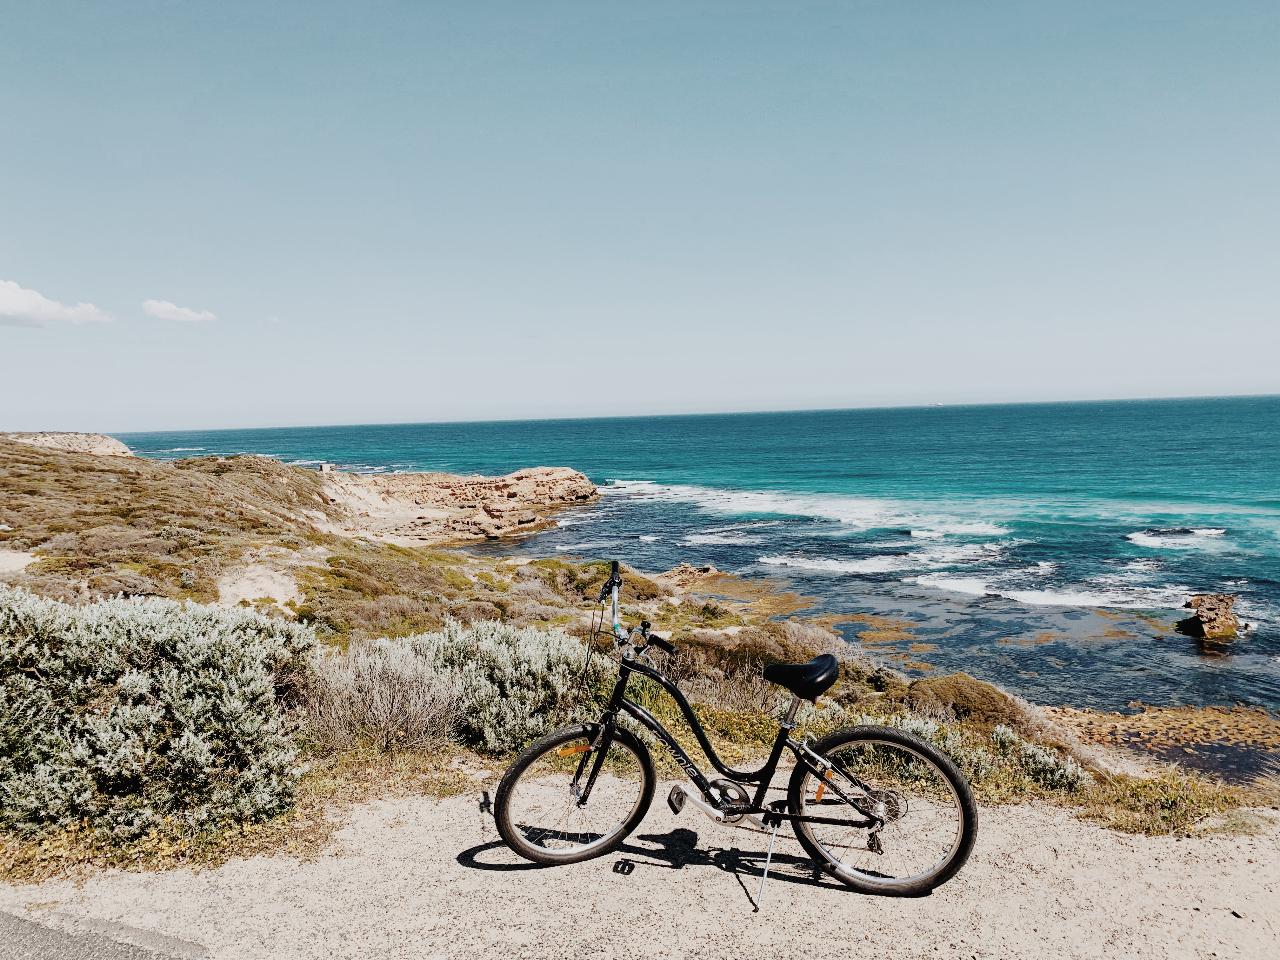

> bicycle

[{"left": 494, "top": 561, "right": 977, "bottom": 897}]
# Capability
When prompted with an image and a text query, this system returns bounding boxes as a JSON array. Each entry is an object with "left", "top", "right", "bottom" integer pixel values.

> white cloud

[
  {"left": 142, "top": 299, "right": 217, "bottom": 323},
  {"left": 0, "top": 279, "right": 112, "bottom": 327}
]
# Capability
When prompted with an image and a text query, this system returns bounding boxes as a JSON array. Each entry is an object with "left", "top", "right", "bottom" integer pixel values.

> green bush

[{"left": 0, "top": 587, "right": 313, "bottom": 840}]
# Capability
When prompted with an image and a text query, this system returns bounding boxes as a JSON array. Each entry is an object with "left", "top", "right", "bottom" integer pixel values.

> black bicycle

[{"left": 494, "top": 561, "right": 977, "bottom": 897}]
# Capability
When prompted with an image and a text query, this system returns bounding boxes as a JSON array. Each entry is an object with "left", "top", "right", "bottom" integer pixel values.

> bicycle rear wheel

[
  {"left": 495, "top": 724, "right": 655, "bottom": 865},
  {"left": 788, "top": 725, "right": 977, "bottom": 896}
]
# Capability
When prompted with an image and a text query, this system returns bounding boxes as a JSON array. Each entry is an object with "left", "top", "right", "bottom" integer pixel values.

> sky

[{"left": 2, "top": 1, "right": 1278, "bottom": 433}]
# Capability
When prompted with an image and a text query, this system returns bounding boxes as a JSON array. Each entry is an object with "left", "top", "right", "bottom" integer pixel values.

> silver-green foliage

[
  {"left": 403, "top": 619, "right": 603, "bottom": 753},
  {"left": 0, "top": 587, "right": 313, "bottom": 840},
  {"left": 991, "top": 724, "right": 1088, "bottom": 790},
  {"left": 307, "top": 620, "right": 602, "bottom": 754},
  {"left": 835, "top": 711, "right": 1089, "bottom": 792}
]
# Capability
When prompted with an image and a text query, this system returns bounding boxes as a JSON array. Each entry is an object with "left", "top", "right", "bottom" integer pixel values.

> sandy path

[
  {"left": 0, "top": 549, "right": 36, "bottom": 574},
  {"left": 2, "top": 793, "right": 1276, "bottom": 960}
]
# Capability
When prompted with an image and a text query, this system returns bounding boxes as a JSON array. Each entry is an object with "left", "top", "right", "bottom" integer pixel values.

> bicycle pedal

[
  {"left": 667, "top": 784, "right": 686, "bottom": 815},
  {"left": 613, "top": 859, "right": 635, "bottom": 875}
]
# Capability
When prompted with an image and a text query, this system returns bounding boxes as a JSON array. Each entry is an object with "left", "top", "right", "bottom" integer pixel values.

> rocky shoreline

[{"left": 320, "top": 465, "right": 597, "bottom": 543}]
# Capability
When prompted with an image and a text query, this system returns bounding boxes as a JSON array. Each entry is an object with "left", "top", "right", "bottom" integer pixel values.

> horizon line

[{"left": 105, "top": 390, "right": 1280, "bottom": 438}]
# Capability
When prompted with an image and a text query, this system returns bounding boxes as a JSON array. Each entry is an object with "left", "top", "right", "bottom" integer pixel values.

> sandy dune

[
  {"left": 0, "top": 433, "right": 134, "bottom": 457},
  {"left": 2, "top": 791, "right": 1275, "bottom": 960}
]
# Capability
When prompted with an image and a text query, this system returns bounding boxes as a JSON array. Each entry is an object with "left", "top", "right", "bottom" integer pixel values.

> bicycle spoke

[{"left": 503, "top": 733, "right": 646, "bottom": 859}]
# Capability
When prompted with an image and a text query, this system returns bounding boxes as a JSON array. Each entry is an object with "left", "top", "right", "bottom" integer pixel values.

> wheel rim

[
  {"left": 798, "top": 738, "right": 965, "bottom": 888},
  {"left": 505, "top": 733, "right": 646, "bottom": 859}
]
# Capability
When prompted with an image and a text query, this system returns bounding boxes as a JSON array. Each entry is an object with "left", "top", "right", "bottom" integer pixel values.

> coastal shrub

[
  {"left": 304, "top": 640, "right": 460, "bottom": 752},
  {"left": 906, "top": 673, "right": 1027, "bottom": 728},
  {"left": 405, "top": 620, "right": 606, "bottom": 752},
  {"left": 302, "top": 620, "right": 607, "bottom": 754},
  {"left": 991, "top": 724, "right": 1088, "bottom": 791},
  {"left": 825, "top": 710, "right": 1093, "bottom": 795},
  {"left": 0, "top": 587, "right": 313, "bottom": 841}
]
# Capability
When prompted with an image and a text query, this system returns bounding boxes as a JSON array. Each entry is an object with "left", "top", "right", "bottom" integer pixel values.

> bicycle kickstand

[{"left": 754, "top": 805, "right": 784, "bottom": 912}]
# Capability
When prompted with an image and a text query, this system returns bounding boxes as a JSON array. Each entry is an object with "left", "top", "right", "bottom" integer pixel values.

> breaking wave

[
  {"left": 607, "top": 480, "right": 1009, "bottom": 536},
  {"left": 1126, "top": 528, "right": 1229, "bottom": 550}
]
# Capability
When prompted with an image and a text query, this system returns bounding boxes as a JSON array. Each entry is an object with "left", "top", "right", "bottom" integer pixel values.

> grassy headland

[{"left": 1, "top": 438, "right": 1274, "bottom": 881}]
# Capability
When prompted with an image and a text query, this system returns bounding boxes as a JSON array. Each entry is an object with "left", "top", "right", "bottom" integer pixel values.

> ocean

[{"left": 118, "top": 396, "right": 1280, "bottom": 715}]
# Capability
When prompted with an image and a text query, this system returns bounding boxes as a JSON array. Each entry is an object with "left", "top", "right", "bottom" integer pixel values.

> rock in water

[
  {"left": 663, "top": 562, "right": 720, "bottom": 588},
  {"left": 1178, "top": 594, "right": 1240, "bottom": 640}
]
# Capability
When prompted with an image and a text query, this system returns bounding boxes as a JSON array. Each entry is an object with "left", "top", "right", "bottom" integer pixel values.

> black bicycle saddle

[{"left": 762, "top": 653, "right": 839, "bottom": 702}]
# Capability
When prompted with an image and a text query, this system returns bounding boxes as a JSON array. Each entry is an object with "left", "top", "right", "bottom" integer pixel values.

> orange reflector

[
  {"left": 555, "top": 744, "right": 590, "bottom": 757},
  {"left": 815, "top": 771, "right": 832, "bottom": 803}
]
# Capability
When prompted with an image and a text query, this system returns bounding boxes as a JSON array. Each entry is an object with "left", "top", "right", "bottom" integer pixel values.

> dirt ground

[{"left": 2, "top": 789, "right": 1277, "bottom": 960}]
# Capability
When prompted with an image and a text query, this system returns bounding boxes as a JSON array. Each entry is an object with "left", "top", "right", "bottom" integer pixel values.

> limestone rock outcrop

[
  {"left": 663, "top": 562, "right": 720, "bottom": 588},
  {"left": 1177, "top": 594, "right": 1240, "bottom": 640},
  {"left": 322, "top": 466, "right": 596, "bottom": 543}
]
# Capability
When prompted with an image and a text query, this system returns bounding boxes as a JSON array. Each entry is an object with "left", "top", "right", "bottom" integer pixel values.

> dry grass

[
  {"left": 303, "top": 641, "right": 461, "bottom": 752},
  {"left": 1075, "top": 771, "right": 1249, "bottom": 835},
  {"left": 0, "top": 440, "right": 336, "bottom": 602},
  {"left": 905, "top": 672, "right": 1032, "bottom": 729}
]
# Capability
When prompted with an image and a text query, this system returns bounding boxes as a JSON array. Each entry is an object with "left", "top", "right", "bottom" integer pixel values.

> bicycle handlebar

[
  {"left": 598, "top": 559, "right": 622, "bottom": 603},
  {"left": 647, "top": 634, "right": 676, "bottom": 655},
  {"left": 598, "top": 559, "right": 676, "bottom": 655}
]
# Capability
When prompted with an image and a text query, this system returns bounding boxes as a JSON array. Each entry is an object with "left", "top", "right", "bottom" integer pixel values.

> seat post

[{"left": 782, "top": 694, "right": 802, "bottom": 728}]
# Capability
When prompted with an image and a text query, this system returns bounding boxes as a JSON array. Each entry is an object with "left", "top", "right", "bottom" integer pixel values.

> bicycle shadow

[{"left": 456, "top": 826, "right": 844, "bottom": 908}]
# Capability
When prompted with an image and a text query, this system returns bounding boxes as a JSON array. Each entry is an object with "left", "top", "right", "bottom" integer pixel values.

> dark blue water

[{"left": 119, "top": 397, "right": 1280, "bottom": 713}]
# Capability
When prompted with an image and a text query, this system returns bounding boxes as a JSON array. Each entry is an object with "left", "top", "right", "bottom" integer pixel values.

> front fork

[
  {"left": 573, "top": 673, "right": 630, "bottom": 805},
  {"left": 572, "top": 719, "right": 616, "bottom": 806}
]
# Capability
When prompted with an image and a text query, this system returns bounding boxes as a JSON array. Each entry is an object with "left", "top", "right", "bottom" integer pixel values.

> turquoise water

[{"left": 119, "top": 396, "right": 1280, "bottom": 716}]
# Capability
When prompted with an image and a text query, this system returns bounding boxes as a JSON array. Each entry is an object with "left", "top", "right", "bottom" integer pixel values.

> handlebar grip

[
  {"left": 598, "top": 560, "right": 622, "bottom": 603},
  {"left": 648, "top": 635, "right": 676, "bottom": 655}
]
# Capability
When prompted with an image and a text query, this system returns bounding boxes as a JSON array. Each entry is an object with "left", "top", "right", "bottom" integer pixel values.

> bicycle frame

[{"left": 576, "top": 570, "right": 878, "bottom": 830}]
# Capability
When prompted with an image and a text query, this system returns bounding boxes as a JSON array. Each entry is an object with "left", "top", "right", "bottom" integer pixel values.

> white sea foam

[
  {"left": 1125, "top": 528, "right": 1229, "bottom": 550},
  {"left": 607, "top": 479, "right": 1009, "bottom": 537},
  {"left": 910, "top": 575, "right": 994, "bottom": 597},
  {"left": 911, "top": 521, "right": 1011, "bottom": 538},
  {"left": 701, "top": 520, "right": 783, "bottom": 533},
  {"left": 609, "top": 480, "right": 899, "bottom": 528},
  {"left": 684, "top": 532, "right": 765, "bottom": 546},
  {"left": 554, "top": 515, "right": 602, "bottom": 527},
  {"left": 1121, "top": 558, "right": 1162, "bottom": 572},
  {"left": 158, "top": 447, "right": 204, "bottom": 452},
  {"left": 759, "top": 541, "right": 1006, "bottom": 576},
  {"left": 761, "top": 554, "right": 914, "bottom": 574},
  {"left": 555, "top": 540, "right": 621, "bottom": 552},
  {"left": 638, "top": 535, "right": 660, "bottom": 543},
  {"left": 911, "top": 572, "right": 1192, "bottom": 609}
]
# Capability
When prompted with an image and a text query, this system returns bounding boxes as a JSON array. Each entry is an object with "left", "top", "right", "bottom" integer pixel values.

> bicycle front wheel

[
  {"left": 788, "top": 725, "right": 977, "bottom": 896},
  {"left": 494, "top": 724, "right": 655, "bottom": 865}
]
